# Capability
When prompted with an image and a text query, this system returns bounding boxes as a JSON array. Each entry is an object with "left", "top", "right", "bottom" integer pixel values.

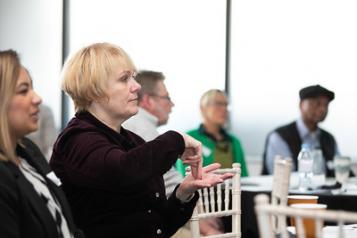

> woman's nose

[
  {"left": 132, "top": 79, "right": 141, "bottom": 92},
  {"left": 33, "top": 90, "right": 42, "bottom": 105}
]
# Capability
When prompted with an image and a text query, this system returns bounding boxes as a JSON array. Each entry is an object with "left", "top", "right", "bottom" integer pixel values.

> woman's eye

[
  {"left": 18, "top": 88, "right": 29, "bottom": 95},
  {"left": 119, "top": 74, "right": 130, "bottom": 82}
]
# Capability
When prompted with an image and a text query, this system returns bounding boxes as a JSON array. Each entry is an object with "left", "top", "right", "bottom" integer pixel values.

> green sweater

[{"left": 176, "top": 125, "right": 249, "bottom": 177}]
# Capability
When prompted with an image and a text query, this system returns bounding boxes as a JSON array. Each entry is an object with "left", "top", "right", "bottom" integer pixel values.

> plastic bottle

[
  {"left": 311, "top": 149, "right": 326, "bottom": 189},
  {"left": 297, "top": 143, "right": 313, "bottom": 192}
]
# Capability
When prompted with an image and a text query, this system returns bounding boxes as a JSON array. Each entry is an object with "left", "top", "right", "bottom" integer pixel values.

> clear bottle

[
  {"left": 297, "top": 143, "right": 313, "bottom": 192},
  {"left": 311, "top": 149, "right": 326, "bottom": 189}
]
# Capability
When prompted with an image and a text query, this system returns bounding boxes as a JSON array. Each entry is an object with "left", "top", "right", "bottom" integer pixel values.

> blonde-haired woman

[
  {"left": 177, "top": 89, "right": 248, "bottom": 177},
  {"left": 0, "top": 50, "right": 83, "bottom": 238},
  {"left": 50, "top": 43, "right": 233, "bottom": 238}
]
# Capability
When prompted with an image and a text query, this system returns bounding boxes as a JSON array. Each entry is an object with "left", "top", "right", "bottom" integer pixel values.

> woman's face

[
  {"left": 98, "top": 67, "right": 141, "bottom": 123},
  {"left": 202, "top": 93, "right": 228, "bottom": 126},
  {"left": 8, "top": 68, "right": 42, "bottom": 139}
]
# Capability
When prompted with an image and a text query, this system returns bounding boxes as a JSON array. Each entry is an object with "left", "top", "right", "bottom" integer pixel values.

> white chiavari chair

[
  {"left": 255, "top": 194, "right": 357, "bottom": 238},
  {"left": 190, "top": 163, "right": 241, "bottom": 238},
  {"left": 271, "top": 156, "right": 293, "bottom": 234}
]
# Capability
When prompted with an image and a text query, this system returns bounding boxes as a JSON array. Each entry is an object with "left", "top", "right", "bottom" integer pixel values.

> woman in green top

[{"left": 176, "top": 89, "right": 248, "bottom": 177}]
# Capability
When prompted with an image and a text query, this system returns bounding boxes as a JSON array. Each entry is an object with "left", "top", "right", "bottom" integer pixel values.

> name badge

[
  {"left": 46, "top": 171, "right": 62, "bottom": 186},
  {"left": 202, "top": 146, "right": 212, "bottom": 157}
]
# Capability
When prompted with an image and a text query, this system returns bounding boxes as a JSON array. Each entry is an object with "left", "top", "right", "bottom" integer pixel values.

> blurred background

[{"left": 1, "top": 0, "right": 356, "bottom": 174}]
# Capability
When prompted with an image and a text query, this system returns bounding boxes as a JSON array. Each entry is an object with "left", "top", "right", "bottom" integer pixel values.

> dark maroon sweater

[{"left": 50, "top": 111, "right": 198, "bottom": 238}]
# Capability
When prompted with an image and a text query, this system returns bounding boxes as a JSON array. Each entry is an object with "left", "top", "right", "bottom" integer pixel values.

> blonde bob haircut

[
  {"left": 200, "top": 89, "right": 227, "bottom": 108},
  {"left": 62, "top": 42, "right": 136, "bottom": 112},
  {"left": 0, "top": 50, "right": 22, "bottom": 162}
]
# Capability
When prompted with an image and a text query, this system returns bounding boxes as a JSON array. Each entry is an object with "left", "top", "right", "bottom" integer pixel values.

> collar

[
  {"left": 296, "top": 117, "right": 320, "bottom": 140},
  {"left": 138, "top": 108, "right": 159, "bottom": 126},
  {"left": 198, "top": 124, "right": 231, "bottom": 142}
]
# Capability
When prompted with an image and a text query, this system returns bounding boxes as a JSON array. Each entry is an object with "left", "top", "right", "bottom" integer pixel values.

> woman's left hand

[
  {"left": 179, "top": 133, "right": 203, "bottom": 179},
  {"left": 175, "top": 163, "right": 234, "bottom": 202}
]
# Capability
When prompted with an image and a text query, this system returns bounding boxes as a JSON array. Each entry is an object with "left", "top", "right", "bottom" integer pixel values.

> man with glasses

[
  {"left": 123, "top": 70, "right": 180, "bottom": 196},
  {"left": 124, "top": 71, "right": 224, "bottom": 237},
  {"left": 124, "top": 70, "right": 197, "bottom": 238}
]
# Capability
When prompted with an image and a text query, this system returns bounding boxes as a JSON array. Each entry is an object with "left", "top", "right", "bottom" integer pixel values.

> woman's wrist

[{"left": 175, "top": 186, "right": 194, "bottom": 203}]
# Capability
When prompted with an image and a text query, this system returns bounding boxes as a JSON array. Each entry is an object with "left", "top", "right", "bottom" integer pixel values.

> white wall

[
  {"left": 230, "top": 0, "right": 357, "bottom": 160},
  {"left": 68, "top": 0, "right": 226, "bottom": 132},
  {"left": 2, "top": 0, "right": 356, "bottom": 163},
  {"left": 0, "top": 0, "right": 63, "bottom": 129}
]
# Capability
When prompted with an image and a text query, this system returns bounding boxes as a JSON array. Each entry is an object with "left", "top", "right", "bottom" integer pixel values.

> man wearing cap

[{"left": 262, "top": 84, "right": 338, "bottom": 176}]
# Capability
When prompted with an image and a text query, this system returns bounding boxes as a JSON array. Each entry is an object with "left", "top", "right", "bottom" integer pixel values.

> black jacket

[{"left": 0, "top": 137, "right": 83, "bottom": 238}]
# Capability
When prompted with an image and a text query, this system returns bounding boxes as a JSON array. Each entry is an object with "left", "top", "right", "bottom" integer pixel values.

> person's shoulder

[
  {"left": 0, "top": 160, "right": 17, "bottom": 187},
  {"left": 275, "top": 121, "right": 296, "bottom": 132},
  {"left": 319, "top": 127, "right": 336, "bottom": 140},
  {"left": 0, "top": 160, "right": 11, "bottom": 174},
  {"left": 227, "top": 132, "right": 241, "bottom": 143},
  {"left": 59, "top": 115, "right": 100, "bottom": 140},
  {"left": 52, "top": 117, "right": 105, "bottom": 154}
]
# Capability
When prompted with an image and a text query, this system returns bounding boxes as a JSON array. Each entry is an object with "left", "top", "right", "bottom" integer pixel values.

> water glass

[{"left": 333, "top": 155, "right": 351, "bottom": 185}]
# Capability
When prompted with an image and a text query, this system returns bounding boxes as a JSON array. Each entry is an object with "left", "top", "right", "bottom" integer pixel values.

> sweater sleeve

[
  {"left": 51, "top": 130, "right": 185, "bottom": 190},
  {"left": 162, "top": 185, "right": 199, "bottom": 237}
]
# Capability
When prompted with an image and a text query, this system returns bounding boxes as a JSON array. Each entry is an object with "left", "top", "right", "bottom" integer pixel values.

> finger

[
  {"left": 191, "top": 161, "right": 202, "bottom": 179},
  {"left": 182, "top": 155, "right": 201, "bottom": 165},
  {"left": 195, "top": 144, "right": 202, "bottom": 158},
  {"left": 187, "top": 155, "right": 201, "bottom": 163},
  {"left": 191, "top": 164, "right": 198, "bottom": 179},
  {"left": 193, "top": 179, "right": 215, "bottom": 188},
  {"left": 202, "top": 163, "right": 222, "bottom": 173},
  {"left": 192, "top": 161, "right": 202, "bottom": 180},
  {"left": 220, "top": 173, "right": 234, "bottom": 180},
  {"left": 197, "top": 161, "right": 202, "bottom": 179}
]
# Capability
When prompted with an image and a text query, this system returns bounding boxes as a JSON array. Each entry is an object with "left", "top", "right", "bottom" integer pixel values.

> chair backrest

[
  {"left": 271, "top": 156, "right": 292, "bottom": 206},
  {"left": 255, "top": 194, "right": 357, "bottom": 238},
  {"left": 271, "top": 157, "right": 292, "bottom": 233},
  {"left": 189, "top": 163, "right": 241, "bottom": 238}
]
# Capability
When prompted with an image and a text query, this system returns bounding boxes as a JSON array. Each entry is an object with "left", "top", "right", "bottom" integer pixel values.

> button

[
  {"left": 155, "top": 192, "right": 160, "bottom": 198},
  {"left": 156, "top": 229, "right": 162, "bottom": 234},
  {"left": 148, "top": 209, "right": 152, "bottom": 213}
]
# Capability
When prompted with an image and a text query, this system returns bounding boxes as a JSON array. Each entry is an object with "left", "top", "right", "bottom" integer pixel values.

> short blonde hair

[
  {"left": 62, "top": 42, "right": 136, "bottom": 112},
  {"left": 200, "top": 89, "right": 227, "bottom": 108},
  {"left": 0, "top": 50, "right": 22, "bottom": 161}
]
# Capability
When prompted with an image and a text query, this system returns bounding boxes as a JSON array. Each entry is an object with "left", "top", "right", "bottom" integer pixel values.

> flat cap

[{"left": 299, "top": 84, "right": 335, "bottom": 101}]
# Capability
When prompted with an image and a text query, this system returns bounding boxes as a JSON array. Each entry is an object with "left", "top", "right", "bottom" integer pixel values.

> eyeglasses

[
  {"left": 149, "top": 94, "right": 172, "bottom": 103},
  {"left": 208, "top": 101, "right": 229, "bottom": 108}
]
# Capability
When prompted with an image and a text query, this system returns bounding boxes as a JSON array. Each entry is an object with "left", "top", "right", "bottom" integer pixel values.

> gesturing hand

[
  {"left": 179, "top": 133, "right": 202, "bottom": 179},
  {"left": 175, "top": 163, "right": 234, "bottom": 202}
]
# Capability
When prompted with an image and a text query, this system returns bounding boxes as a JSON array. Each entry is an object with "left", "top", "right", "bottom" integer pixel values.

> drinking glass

[
  {"left": 289, "top": 203, "right": 327, "bottom": 238},
  {"left": 333, "top": 155, "right": 351, "bottom": 187}
]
